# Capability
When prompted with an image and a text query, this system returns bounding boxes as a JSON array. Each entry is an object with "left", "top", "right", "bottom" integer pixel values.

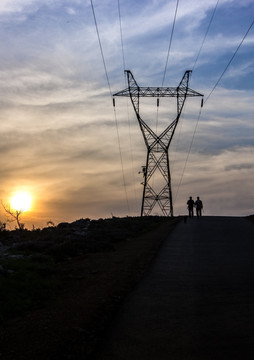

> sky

[{"left": 0, "top": 0, "right": 253, "bottom": 228}]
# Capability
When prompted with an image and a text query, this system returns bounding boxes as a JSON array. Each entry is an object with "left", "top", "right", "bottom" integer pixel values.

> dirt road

[{"left": 93, "top": 216, "right": 254, "bottom": 360}]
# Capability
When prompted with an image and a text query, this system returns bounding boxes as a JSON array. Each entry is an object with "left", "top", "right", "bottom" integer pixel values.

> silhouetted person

[
  {"left": 195, "top": 196, "right": 203, "bottom": 217},
  {"left": 187, "top": 196, "right": 194, "bottom": 217}
]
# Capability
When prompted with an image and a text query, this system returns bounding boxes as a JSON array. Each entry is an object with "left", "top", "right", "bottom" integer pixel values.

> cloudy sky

[{"left": 0, "top": 0, "right": 253, "bottom": 228}]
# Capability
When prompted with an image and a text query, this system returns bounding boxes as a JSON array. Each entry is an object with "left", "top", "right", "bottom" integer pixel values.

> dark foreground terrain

[{"left": 0, "top": 216, "right": 179, "bottom": 359}]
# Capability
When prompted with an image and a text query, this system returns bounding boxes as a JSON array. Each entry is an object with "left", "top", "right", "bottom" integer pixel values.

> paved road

[{"left": 93, "top": 216, "right": 254, "bottom": 360}]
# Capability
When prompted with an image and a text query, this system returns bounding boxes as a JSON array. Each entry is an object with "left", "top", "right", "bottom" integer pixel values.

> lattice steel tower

[{"left": 113, "top": 70, "right": 203, "bottom": 217}]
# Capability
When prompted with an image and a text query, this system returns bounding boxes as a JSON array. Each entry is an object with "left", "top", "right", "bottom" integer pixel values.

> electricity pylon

[{"left": 113, "top": 70, "right": 203, "bottom": 217}]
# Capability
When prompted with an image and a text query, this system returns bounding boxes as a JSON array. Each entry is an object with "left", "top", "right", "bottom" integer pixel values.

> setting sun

[{"left": 10, "top": 191, "right": 32, "bottom": 212}]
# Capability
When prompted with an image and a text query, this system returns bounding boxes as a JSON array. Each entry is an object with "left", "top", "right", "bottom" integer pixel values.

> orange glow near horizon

[{"left": 10, "top": 191, "right": 33, "bottom": 212}]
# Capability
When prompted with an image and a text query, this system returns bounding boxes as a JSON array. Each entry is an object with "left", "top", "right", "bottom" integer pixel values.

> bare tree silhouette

[{"left": 1, "top": 201, "right": 25, "bottom": 230}]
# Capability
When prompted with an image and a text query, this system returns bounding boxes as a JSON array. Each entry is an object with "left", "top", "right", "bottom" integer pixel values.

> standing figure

[
  {"left": 195, "top": 196, "right": 203, "bottom": 217},
  {"left": 187, "top": 196, "right": 194, "bottom": 217}
]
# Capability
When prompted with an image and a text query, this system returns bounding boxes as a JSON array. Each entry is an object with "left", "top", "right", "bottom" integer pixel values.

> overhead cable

[
  {"left": 90, "top": 0, "right": 130, "bottom": 212},
  {"left": 174, "top": 18, "right": 254, "bottom": 203},
  {"left": 117, "top": 0, "right": 126, "bottom": 70},
  {"left": 173, "top": 1, "right": 219, "bottom": 202},
  {"left": 174, "top": 106, "right": 203, "bottom": 204},
  {"left": 192, "top": 0, "right": 220, "bottom": 72},
  {"left": 205, "top": 19, "right": 254, "bottom": 104},
  {"left": 90, "top": 0, "right": 112, "bottom": 95},
  {"left": 113, "top": 106, "right": 130, "bottom": 213},
  {"left": 117, "top": 0, "right": 139, "bottom": 214},
  {"left": 161, "top": 0, "right": 179, "bottom": 86}
]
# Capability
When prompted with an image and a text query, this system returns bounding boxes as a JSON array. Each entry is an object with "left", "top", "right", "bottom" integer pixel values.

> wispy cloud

[
  {"left": 225, "top": 163, "right": 254, "bottom": 171},
  {"left": 0, "top": 0, "right": 253, "bottom": 227}
]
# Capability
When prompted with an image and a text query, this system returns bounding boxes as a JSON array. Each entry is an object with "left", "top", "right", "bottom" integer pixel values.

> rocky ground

[{"left": 0, "top": 216, "right": 180, "bottom": 360}]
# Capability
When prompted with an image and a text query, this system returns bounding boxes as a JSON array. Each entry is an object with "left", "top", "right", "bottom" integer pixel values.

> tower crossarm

[
  {"left": 113, "top": 70, "right": 203, "bottom": 99},
  {"left": 113, "top": 86, "right": 202, "bottom": 97}
]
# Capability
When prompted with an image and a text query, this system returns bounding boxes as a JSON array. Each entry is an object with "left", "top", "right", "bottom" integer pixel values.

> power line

[
  {"left": 117, "top": 0, "right": 126, "bottom": 71},
  {"left": 90, "top": 0, "right": 112, "bottom": 95},
  {"left": 174, "top": 106, "right": 203, "bottom": 204},
  {"left": 205, "top": 19, "right": 254, "bottom": 104},
  {"left": 192, "top": 0, "right": 220, "bottom": 72},
  {"left": 171, "top": 105, "right": 186, "bottom": 176},
  {"left": 173, "top": 1, "right": 219, "bottom": 202},
  {"left": 90, "top": 0, "right": 130, "bottom": 213},
  {"left": 117, "top": 0, "right": 139, "bottom": 214},
  {"left": 113, "top": 106, "right": 130, "bottom": 213},
  {"left": 174, "top": 16, "right": 254, "bottom": 203},
  {"left": 161, "top": 0, "right": 179, "bottom": 86},
  {"left": 157, "top": 0, "right": 179, "bottom": 143}
]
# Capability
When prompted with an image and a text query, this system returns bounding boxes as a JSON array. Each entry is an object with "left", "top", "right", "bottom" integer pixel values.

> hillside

[{"left": 0, "top": 216, "right": 179, "bottom": 360}]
